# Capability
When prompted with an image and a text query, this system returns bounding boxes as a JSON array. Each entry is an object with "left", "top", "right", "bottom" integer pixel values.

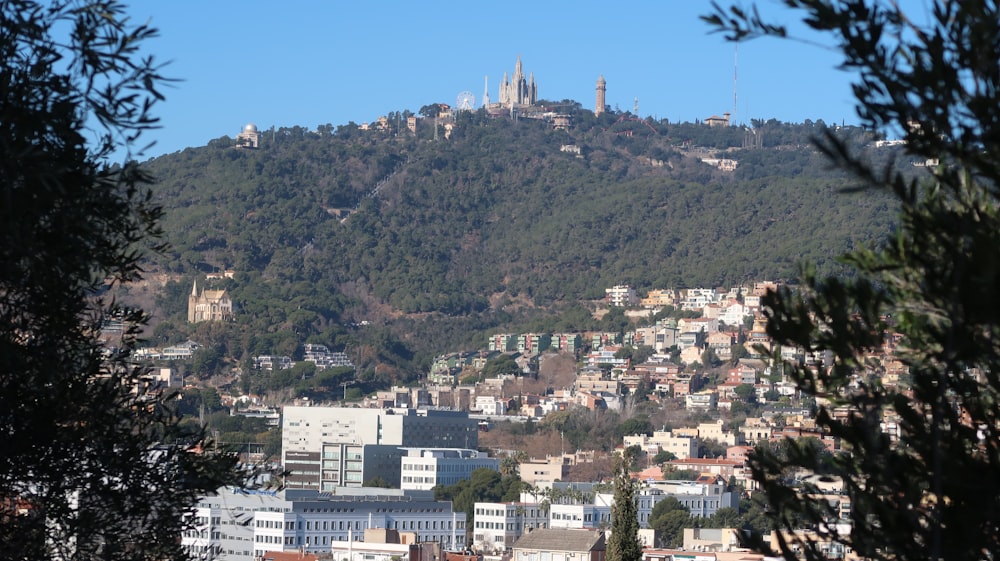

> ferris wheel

[{"left": 456, "top": 91, "right": 476, "bottom": 111}]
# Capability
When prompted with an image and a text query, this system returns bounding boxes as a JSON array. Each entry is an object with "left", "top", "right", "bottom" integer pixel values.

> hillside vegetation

[{"left": 134, "top": 104, "right": 905, "bottom": 384}]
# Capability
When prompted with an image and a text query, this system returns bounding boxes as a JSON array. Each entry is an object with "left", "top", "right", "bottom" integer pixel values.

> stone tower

[{"left": 595, "top": 75, "right": 607, "bottom": 116}]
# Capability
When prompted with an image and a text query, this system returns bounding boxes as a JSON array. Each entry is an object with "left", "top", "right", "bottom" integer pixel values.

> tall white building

[{"left": 183, "top": 487, "right": 467, "bottom": 561}]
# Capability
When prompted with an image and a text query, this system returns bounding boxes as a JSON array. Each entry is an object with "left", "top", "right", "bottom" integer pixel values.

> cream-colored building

[
  {"left": 187, "top": 280, "right": 233, "bottom": 323},
  {"left": 236, "top": 122, "right": 259, "bottom": 148}
]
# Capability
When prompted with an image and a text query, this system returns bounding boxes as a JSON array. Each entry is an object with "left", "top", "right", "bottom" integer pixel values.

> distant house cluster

[{"left": 253, "top": 343, "right": 354, "bottom": 372}]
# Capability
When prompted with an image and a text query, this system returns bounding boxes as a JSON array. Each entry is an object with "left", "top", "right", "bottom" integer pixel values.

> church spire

[{"left": 191, "top": 279, "right": 198, "bottom": 297}]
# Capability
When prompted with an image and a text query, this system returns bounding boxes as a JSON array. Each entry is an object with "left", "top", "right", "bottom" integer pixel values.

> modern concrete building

[
  {"left": 282, "top": 406, "right": 479, "bottom": 490},
  {"left": 183, "top": 487, "right": 466, "bottom": 561},
  {"left": 400, "top": 448, "right": 499, "bottom": 491}
]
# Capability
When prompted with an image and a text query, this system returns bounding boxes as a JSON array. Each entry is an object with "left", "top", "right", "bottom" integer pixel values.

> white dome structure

[{"left": 237, "top": 122, "right": 260, "bottom": 149}]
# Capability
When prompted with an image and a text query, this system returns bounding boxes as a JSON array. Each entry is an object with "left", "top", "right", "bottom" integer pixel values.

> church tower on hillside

[
  {"left": 498, "top": 55, "right": 537, "bottom": 108},
  {"left": 188, "top": 280, "right": 234, "bottom": 323},
  {"left": 595, "top": 75, "right": 606, "bottom": 115}
]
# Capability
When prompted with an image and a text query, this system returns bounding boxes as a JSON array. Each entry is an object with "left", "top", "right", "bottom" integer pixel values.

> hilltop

[{"left": 130, "top": 103, "right": 906, "bottom": 385}]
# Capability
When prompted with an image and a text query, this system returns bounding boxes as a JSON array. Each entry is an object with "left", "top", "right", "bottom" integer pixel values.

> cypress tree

[{"left": 607, "top": 449, "right": 643, "bottom": 561}]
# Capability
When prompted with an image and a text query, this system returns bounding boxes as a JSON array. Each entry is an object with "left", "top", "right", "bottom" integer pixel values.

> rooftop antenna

[{"left": 733, "top": 43, "right": 739, "bottom": 125}]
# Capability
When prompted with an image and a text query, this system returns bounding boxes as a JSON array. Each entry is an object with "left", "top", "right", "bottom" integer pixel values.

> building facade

[
  {"left": 400, "top": 448, "right": 499, "bottom": 491},
  {"left": 472, "top": 502, "right": 549, "bottom": 553},
  {"left": 183, "top": 488, "right": 466, "bottom": 561},
  {"left": 188, "top": 280, "right": 234, "bottom": 323},
  {"left": 282, "top": 407, "right": 479, "bottom": 490},
  {"left": 498, "top": 55, "right": 537, "bottom": 108}
]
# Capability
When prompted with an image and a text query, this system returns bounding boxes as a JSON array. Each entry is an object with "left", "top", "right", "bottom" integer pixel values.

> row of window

[{"left": 401, "top": 476, "right": 436, "bottom": 483}]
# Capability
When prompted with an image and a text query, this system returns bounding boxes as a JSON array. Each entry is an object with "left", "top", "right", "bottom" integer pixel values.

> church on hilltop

[
  {"left": 188, "top": 280, "right": 234, "bottom": 323},
  {"left": 498, "top": 55, "right": 537, "bottom": 108}
]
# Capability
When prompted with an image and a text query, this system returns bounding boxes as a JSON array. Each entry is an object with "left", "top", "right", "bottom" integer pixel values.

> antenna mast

[{"left": 733, "top": 44, "right": 739, "bottom": 125}]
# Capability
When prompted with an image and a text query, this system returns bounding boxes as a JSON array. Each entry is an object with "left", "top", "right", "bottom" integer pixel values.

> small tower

[
  {"left": 595, "top": 75, "right": 607, "bottom": 116},
  {"left": 187, "top": 280, "right": 199, "bottom": 323}
]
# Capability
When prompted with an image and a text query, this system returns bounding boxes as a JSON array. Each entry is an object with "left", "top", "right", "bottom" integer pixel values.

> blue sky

[{"left": 119, "top": 1, "right": 868, "bottom": 162}]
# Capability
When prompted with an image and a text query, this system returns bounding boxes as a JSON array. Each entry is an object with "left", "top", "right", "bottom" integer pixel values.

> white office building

[
  {"left": 472, "top": 502, "right": 549, "bottom": 553},
  {"left": 400, "top": 448, "right": 500, "bottom": 491},
  {"left": 182, "top": 487, "right": 466, "bottom": 561},
  {"left": 282, "top": 406, "right": 478, "bottom": 490}
]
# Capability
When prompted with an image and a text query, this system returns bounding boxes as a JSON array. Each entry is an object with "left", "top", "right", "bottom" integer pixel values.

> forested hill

[{"left": 139, "top": 105, "right": 903, "bottom": 378}]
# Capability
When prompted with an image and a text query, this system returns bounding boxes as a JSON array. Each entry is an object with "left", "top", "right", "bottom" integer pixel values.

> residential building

[
  {"left": 678, "top": 317, "right": 720, "bottom": 335},
  {"left": 623, "top": 429, "right": 700, "bottom": 460},
  {"left": 489, "top": 334, "right": 517, "bottom": 352},
  {"left": 591, "top": 332, "right": 622, "bottom": 349},
  {"left": 706, "top": 332, "right": 735, "bottom": 360},
  {"left": 161, "top": 340, "right": 200, "bottom": 360},
  {"left": 585, "top": 348, "right": 628, "bottom": 370},
  {"left": 552, "top": 333, "right": 583, "bottom": 354},
  {"left": 685, "top": 390, "right": 718, "bottom": 410},
  {"left": 718, "top": 302, "right": 752, "bottom": 326},
  {"left": 605, "top": 285, "right": 639, "bottom": 307},
  {"left": 679, "top": 288, "right": 721, "bottom": 310},
  {"left": 475, "top": 395, "right": 508, "bottom": 416},
  {"left": 517, "top": 333, "right": 551, "bottom": 354},
  {"left": 518, "top": 457, "right": 570, "bottom": 486},
  {"left": 302, "top": 343, "right": 353, "bottom": 370},
  {"left": 575, "top": 371, "right": 621, "bottom": 395},
  {"left": 641, "top": 289, "right": 678, "bottom": 308},
  {"left": 254, "top": 355, "right": 293, "bottom": 371},
  {"left": 642, "top": 323, "right": 680, "bottom": 353},
  {"left": 400, "top": 448, "right": 499, "bottom": 491}
]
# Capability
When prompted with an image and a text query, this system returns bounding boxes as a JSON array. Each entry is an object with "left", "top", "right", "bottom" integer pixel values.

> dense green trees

[
  {"left": 0, "top": 2, "right": 239, "bottom": 559},
  {"left": 136, "top": 63, "right": 897, "bottom": 382},
  {"left": 708, "top": 1, "right": 1000, "bottom": 560}
]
